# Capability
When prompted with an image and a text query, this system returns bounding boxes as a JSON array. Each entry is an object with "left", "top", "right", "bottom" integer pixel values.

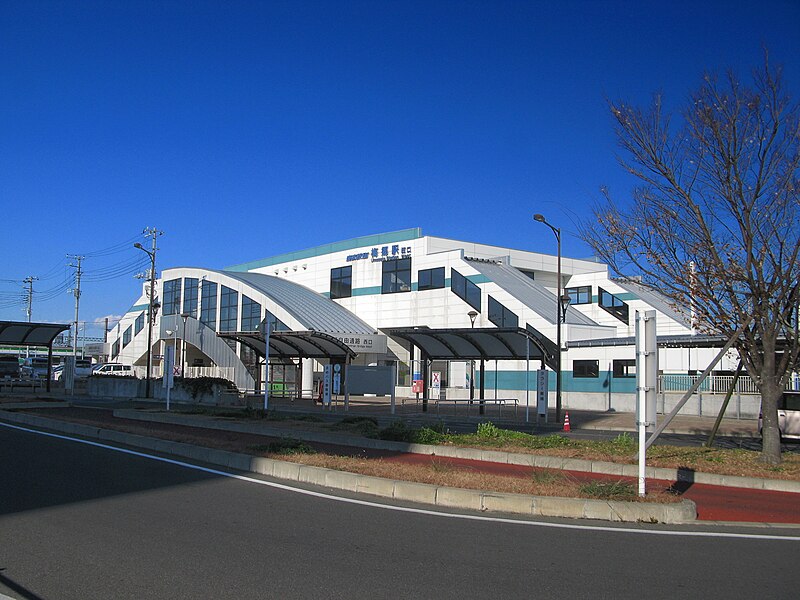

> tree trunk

[{"left": 758, "top": 359, "right": 783, "bottom": 465}]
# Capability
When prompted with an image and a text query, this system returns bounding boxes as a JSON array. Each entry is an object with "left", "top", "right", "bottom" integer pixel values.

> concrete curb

[
  {"left": 1, "top": 410, "right": 696, "bottom": 524},
  {"left": 112, "top": 408, "right": 800, "bottom": 494}
]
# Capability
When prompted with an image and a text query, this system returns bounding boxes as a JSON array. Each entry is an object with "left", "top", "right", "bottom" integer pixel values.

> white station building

[{"left": 108, "top": 228, "right": 744, "bottom": 414}]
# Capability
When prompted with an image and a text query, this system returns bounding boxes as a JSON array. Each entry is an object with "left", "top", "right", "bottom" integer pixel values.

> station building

[{"left": 108, "top": 228, "right": 742, "bottom": 414}]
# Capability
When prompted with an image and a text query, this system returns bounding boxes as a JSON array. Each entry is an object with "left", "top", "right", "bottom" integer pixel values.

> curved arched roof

[{"left": 187, "top": 268, "right": 375, "bottom": 334}]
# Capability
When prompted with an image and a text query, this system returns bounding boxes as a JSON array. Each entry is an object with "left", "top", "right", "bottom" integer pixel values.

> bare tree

[{"left": 580, "top": 57, "right": 800, "bottom": 464}]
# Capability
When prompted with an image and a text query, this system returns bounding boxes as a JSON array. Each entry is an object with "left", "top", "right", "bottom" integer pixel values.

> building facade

[{"left": 109, "top": 228, "right": 745, "bottom": 414}]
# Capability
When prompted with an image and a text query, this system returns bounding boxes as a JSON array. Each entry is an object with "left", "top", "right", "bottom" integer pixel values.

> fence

[{"left": 132, "top": 365, "right": 236, "bottom": 382}]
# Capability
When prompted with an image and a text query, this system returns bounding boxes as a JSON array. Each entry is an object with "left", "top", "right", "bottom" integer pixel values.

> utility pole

[
  {"left": 67, "top": 255, "right": 85, "bottom": 361},
  {"left": 134, "top": 227, "right": 164, "bottom": 398},
  {"left": 23, "top": 276, "right": 38, "bottom": 322},
  {"left": 23, "top": 276, "right": 38, "bottom": 358}
]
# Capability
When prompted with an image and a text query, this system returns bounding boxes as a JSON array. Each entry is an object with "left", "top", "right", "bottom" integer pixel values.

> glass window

[
  {"left": 134, "top": 312, "right": 145, "bottom": 335},
  {"left": 265, "top": 313, "right": 290, "bottom": 332},
  {"left": 613, "top": 359, "right": 636, "bottom": 378},
  {"left": 241, "top": 295, "right": 262, "bottom": 331},
  {"left": 111, "top": 339, "right": 120, "bottom": 359},
  {"left": 240, "top": 344, "right": 259, "bottom": 380},
  {"left": 566, "top": 285, "right": 592, "bottom": 305},
  {"left": 598, "top": 287, "right": 629, "bottom": 324},
  {"left": 418, "top": 267, "right": 445, "bottom": 291},
  {"left": 573, "top": 359, "right": 599, "bottom": 378},
  {"left": 488, "top": 296, "right": 519, "bottom": 328},
  {"left": 200, "top": 280, "right": 218, "bottom": 331},
  {"left": 163, "top": 278, "right": 182, "bottom": 316},
  {"left": 382, "top": 258, "right": 411, "bottom": 294},
  {"left": 220, "top": 286, "right": 238, "bottom": 332},
  {"left": 183, "top": 278, "right": 199, "bottom": 317},
  {"left": 330, "top": 266, "right": 352, "bottom": 299},
  {"left": 122, "top": 325, "right": 132, "bottom": 348},
  {"left": 450, "top": 269, "right": 481, "bottom": 311}
]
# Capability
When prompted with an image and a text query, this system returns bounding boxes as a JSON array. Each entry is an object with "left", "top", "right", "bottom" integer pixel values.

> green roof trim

[{"left": 225, "top": 228, "right": 424, "bottom": 272}]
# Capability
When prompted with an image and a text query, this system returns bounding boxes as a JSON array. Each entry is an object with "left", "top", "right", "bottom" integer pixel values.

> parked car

[
  {"left": 759, "top": 391, "right": 800, "bottom": 441},
  {"left": 53, "top": 359, "right": 94, "bottom": 381},
  {"left": 92, "top": 363, "right": 134, "bottom": 376},
  {"left": 0, "top": 355, "right": 20, "bottom": 379}
]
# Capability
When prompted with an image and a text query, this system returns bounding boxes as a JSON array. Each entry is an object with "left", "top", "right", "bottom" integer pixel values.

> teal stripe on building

[
  {"left": 478, "top": 370, "right": 637, "bottom": 393},
  {"left": 225, "top": 228, "right": 423, "bottom": 272}
]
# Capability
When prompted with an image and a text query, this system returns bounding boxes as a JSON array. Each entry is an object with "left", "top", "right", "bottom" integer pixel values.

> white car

[
  {"left": 53, "top": 359, "right": 94, "bottom": 381},
  {"left": 759, "top": 391, "right": 800, "bottom": 441},
  {"left": 92, "top": 363, "right": 134, "bottom": 376}
]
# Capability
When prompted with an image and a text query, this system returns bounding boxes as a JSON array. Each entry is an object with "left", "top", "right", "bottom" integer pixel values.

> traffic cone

[{"left": 563, "top": 411, "right": 571, "bottom": 432}]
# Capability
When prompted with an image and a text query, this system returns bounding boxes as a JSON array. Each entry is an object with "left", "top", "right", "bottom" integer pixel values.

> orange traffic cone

[{"left": 563, "top": 411, "right": 571, "bottom": 432}]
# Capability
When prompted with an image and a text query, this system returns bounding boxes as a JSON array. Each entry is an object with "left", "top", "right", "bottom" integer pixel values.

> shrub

[
  {"left": 579, "top": 480, "right": 636, "bottom": 500},
  {"left": 415, "top": 427, "right": 447, "bottom": 445},
  {"left": 250, "top": 437, "right": 316, "bottom": 455},
  {"left": 377, "top": 420, "right": 416, "bottom": 442}
]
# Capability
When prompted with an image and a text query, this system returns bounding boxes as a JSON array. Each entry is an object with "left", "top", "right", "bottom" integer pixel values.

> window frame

[
  {"left": 200, "top": 280, "right": 218, "bottom": 331},
  {"left": 450, "top": 269, "right": 481, "bottom": 311},
  {"left": 162, "top": 278, "right": 182, "bottom": 316},
  {"left": 418, "top": 267, "right": 445, "bottom": 291},
  {"left": 613, "top": 359, "right": 637, "bottom": 378},
  {"left": 330, "top": 265, "right": 353, "bottom": 299},
  {"left": 183, "top": 278, "right": 199, "bottom": 318},
  {"left": 487, "top": 296, "right": 519, "bottom": 328},
  {"left": 565, "top": 285, "right": 592, "bottom": 305},
  {"left": 381, "top": 257, "right": 412, "bottom": 294},
  {"left": 573, "top": 359, "right": 600, "bottom": 378},
  {"left": 122, "top": 325, "right": 132, "bottom": 348},
  {"left": 598, "top": 286, "right": 630, "bottom": 324}
]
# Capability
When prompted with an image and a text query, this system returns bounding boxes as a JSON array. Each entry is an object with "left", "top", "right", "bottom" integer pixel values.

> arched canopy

[
  {"left": 0, "top": 321, "right": 71, "bottom": 347},
  {"left": 217, "top": 330, "right": 357, "bottom": 361},
  {"left": 386, "top": 326, "right": 558, "bottom": 368}
]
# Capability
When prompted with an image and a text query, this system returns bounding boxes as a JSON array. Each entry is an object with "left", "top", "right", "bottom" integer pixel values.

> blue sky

[{"left": 2, "top": 0, "right": 799, "bottom": 338}]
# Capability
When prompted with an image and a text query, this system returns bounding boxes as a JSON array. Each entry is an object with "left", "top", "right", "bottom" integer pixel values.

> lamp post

[
  {"left": 134, "top": 241, "right": 157, "bottom": 398},
  {"left": 467, "top": 310, "right": 477, "bottom": 402},
  {"left": 533, "top": 213, "right": 566, "bottom": 423},
  {"left": 181, "top": 312, "right": 190, "bottom": 378}
]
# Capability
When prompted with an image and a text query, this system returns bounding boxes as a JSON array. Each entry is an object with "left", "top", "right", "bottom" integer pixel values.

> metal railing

[
  {"left": 133, "top": 365, "right": 236, "bottom": 381},
  {"left": 658, "top": 374, "right": 797, "bottom": 395}
]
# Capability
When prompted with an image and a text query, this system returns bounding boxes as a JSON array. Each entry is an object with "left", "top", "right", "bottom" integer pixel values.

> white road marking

[{"left": 3, "top": 420, "right": 799, "bottom": 542}]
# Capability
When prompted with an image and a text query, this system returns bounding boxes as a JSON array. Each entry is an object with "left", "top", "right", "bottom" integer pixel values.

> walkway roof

[
  {"left": 0, "top": 321, "right": 71, "bottom": 347},
  {"left": 218, "top": 330, "right": 357, "bottom": 361},
  {"left": 387, "top": 326, "right": 558, "bottom": 368}
]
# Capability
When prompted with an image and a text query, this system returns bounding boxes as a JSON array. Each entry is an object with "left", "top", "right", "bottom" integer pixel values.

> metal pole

[
  {"left": 556, "top": 226, "right": 562, "bottom": 424},
  {"left": 636, "top": 312, "right": 647, "bottom": 497},
  {"left": 181, "top": 314, "right": 188, "bottom": 378},
  {"left": 263, "top": 314, "right": 271, "bottom": 411}
]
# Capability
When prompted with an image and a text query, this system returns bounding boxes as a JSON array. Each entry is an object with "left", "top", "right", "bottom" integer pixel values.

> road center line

[{"left": 3, "top": 420, "right": 799, "bottom": 542}]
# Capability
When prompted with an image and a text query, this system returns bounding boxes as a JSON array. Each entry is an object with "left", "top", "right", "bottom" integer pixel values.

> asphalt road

[{"left": 1, "top": 423, "right": 798, "bottom": 600}]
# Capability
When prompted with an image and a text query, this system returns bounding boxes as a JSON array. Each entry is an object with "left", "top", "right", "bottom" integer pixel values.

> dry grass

[{"left": 259, "top": 452, "right": 679, "bottom": 503}]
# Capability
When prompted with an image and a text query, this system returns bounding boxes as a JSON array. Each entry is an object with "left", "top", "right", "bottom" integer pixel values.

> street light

[
  {"left": 467, "top": 309, "right": 479, "bottom": 411},
  {"left": 181, "top": 312, "right": 190, "bottom": 378},
  {"left": 533, "top": 213, "right": 565, "bottom": 423},
  {"left": 134, "top": 241, "right": 157, "bottom": 398}
]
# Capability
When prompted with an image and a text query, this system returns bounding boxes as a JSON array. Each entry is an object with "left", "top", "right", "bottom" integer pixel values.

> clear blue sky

[{"left": 2, "top": 0, "right": 799, "bottom": 337}]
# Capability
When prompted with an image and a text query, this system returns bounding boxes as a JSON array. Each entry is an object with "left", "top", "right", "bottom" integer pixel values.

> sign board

[
  {"left": 536, "top": 369, "right": 549, "bottom": 418},
  {"left": 83, "top": 342, "right": 109, "bottom": 356},
  {"left": 430, "top": 371, "right": 441, "bottom": 393},
  {"left": 412, "top": 369, "right": 423, "bottom": 394},
  {"left": 323, "top": 364, "right": 332, "bottom": 406},
  {"left": 333, "top": 372, "right": 341, "bottom": 395},
  {"left": 162, "top": 346, "right": 174, "bottom": 389},
  {"left": 330, "top": 333, "right": 388, "bottom": 354}
]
